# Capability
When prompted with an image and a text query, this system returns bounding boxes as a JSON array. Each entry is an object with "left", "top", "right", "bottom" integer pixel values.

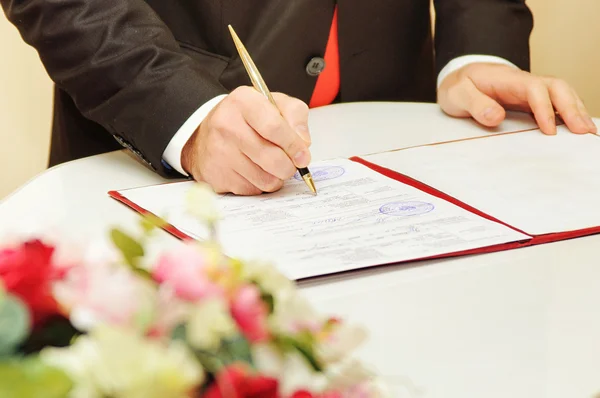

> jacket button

[{"left": 305, "top": 57, "right": 326, "bottom": 76}]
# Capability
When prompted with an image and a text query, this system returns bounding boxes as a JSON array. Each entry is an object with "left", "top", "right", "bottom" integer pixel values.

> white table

[{"left": 1, "top": 103, "right": 599, "bottom": 398}]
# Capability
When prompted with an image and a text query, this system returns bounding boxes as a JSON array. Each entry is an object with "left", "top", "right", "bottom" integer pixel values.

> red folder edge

[{"left": 108, "top": 190, "right": 194, "bottom": 242}]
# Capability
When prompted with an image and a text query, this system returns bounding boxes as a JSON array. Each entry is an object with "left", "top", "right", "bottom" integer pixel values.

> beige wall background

[
  {"left": 1, "top": 1, "right": 600, "bottom": 199},
  {"left": 0, "top": 14, "right": 53, "bottom": 199},
  {"left": 528, "top": 0, "right": 600, "bottom": 114}
]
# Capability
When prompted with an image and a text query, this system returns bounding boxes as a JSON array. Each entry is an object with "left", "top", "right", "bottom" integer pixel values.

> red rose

[
  {"left": 291, "top": 391, "right": 342, "bottom": 398},
  {"left": 290, "top": 391, "right": 313, "bottom": 398},
  {"left": 204, "top": 364, "right": 279, "bottom": 398},
  {"left": 0, "top": 240, "right": 63, "bottom": 325}
]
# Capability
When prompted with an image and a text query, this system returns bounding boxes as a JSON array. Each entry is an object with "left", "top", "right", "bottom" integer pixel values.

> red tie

[{"left": 309, "top": 5, "right": 340, "bottom": 108}]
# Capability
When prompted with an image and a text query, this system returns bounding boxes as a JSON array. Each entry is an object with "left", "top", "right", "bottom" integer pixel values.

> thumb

[
  {"left": 272, "top": 93, "right": 312, "bottom": 145},
  {"left": 439, "top": 78, "right": 506, "bottom": 127}
]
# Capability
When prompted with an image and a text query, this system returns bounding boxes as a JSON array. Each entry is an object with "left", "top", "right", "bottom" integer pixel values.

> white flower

[
  {"left": 269, "top": 291, "right": 320, "bottom": 335},
  {"left": 241, "top": 260, "right": 296, "bottom": 299},
  {"left": 186, "top": 183, "right": 220, "bottom": 224},
  {"left": 252, "top": 343, "right": 328, "bottom": 396},
  {"left": 326, "top": 359, "right": 391, "bottom": 398},
  {"left": 250, "top": 343, "right": 283, "bottom": 377},
  {"left": 316, "top": 323, "right": 368, "bottom": 364},
  {"left": 40, "top": 326, "right": 204, "bottom": 398},
  {"left": 186, "top": 298, "right": 238, "bottom": 351}
]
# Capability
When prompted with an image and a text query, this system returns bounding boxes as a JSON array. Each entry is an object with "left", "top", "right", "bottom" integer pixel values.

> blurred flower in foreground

[
  {"left": 40, "top": 326, "right": 204, "bottom": 398},
  {"left": 0, "top": 239, "right": 64, "bottom": 326}
]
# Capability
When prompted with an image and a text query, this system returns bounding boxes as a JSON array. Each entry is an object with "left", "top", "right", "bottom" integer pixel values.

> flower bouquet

[{"left": 0, "top": 183, "right": 387, "bottom": 397}]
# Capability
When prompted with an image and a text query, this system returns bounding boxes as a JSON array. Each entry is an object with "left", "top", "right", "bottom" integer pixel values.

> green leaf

[
  {"left": 171, "top": 323, "right": 187, "bottom": 342},
  {"left": 0, "top": 283, "right": 6, "bottom": 302},
  {"left": 192, "top": 335, "right": 254, "bottom": 371},
  {"left": 192, "top": 335, "right": 253, "bottom": 375},
  {"left": 171, "top": 326, "right": 252, "bottom": 375},
  {"left": 260, "top": 292, "right": 275, "bottom": 314},
  {"left": 0, "top": 357, "right": 73, "bottom": 398},
  {"left": 0, "top": 295, "right": 30, "bottom": 357},
  {"left": 140, "top": 213, "right": 168, "bottom": 235},
  {"left": 19, "top": 316, "right": 80, "bottom": 355},
  {"left": 170, "top": 324, "right": 221, "bottom": 373},
  {"left": 274, "top": 332, "right": 323, "bottom": 372},
  {"left": 192, "top": 350, "right": 224, "bottom": 375},
  {"left": 217, "top": 335, "right": 253, "bottom": 367},
  {"left": 110, "top": 228, "right": 144, "bottom": 268}
]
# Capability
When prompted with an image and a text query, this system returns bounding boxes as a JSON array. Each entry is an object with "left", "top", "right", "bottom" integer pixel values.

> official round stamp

[
  {"left": 294, "top": 166, "right": 345, "bottom": 182},
  {"left": 379, "top": 201, "right": 435, "bottom": 217}
]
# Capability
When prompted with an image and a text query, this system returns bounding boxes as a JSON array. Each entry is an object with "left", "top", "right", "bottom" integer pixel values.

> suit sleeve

[
  {"left": 1, "top": 0, "right": 229, "bottom": 176},
  {"left": 433, "top": 0, "right": 534, "bottom": 74}
]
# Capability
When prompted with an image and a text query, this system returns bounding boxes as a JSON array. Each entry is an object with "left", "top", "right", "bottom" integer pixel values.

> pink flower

[
  {"left": 341, "top": 381, "right": 387, "bottom": 398},
  {"left": 152, "top": 244, "right": 223, "bottom": 302},
  {"left": 147, "top": 286, "right": 191, "bottom": 339},
  {"left": 230, "top": 285, "right": 270, "bottom": 343},
  {"left": 53, "top": 261, "right": 154, "bottom": 331}
]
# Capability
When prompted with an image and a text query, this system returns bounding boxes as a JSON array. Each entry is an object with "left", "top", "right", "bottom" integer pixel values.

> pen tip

[{"left": 303, "top": 174, "right": 317, "bottom": 195}]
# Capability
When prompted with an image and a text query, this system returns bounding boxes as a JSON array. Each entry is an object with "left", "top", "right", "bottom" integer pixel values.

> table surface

[{"left": 1, "top": 102, "right": 599, "bottom": 398}]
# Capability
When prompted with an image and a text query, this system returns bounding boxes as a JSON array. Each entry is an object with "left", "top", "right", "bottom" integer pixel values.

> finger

[
  {"left": 207, "top": 97, "right": 297, "bottom": 180},
  {"left": 192, "top": 120, "right": 261, "bottom": 196},
  {"left": 272, "top": 92, "right": 311, "bottom": 144},
  {"left": 236, "top": 128, "right": 297, "bottom": 180},
  {"left": 232, "top": 151, "right": 284, "bottom": 193},
  {"left": 443, "top": 77, "right": 506, "bottom": 127},
  {"left": 526, "top": 79, "right": 556, "bottom": 135},
  {"left": 231, "top": 87, "right": 311, "bottom": 168},
  {"left": 195, "top": 160, "right": 260, "bottom": 196},
  {"left": 543, "top": 78, "right": 592, "bottom": 134},
  {"left": 577, "top": 98, "right": 598, "bottom": 134},
  {"left": 211, "top": 168, "right": 262, "bottom": 196}
]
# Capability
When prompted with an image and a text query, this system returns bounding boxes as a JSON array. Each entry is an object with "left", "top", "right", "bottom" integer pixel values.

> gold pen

[{"left": 228, "top": 24, "right": 317, "bottom": 195}]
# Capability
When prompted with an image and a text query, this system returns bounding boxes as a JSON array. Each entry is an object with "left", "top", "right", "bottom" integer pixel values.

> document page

[
  {"left": 117, "top": 159, "right": 529, "bottom": 279},
  {"left": 366, "top": 127, "right": 600, "bottom": 236}
]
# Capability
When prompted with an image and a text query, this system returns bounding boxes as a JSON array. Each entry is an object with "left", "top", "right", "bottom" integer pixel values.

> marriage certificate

[{"left": 115, "top": 159, "right": 529, "bottom": 279}]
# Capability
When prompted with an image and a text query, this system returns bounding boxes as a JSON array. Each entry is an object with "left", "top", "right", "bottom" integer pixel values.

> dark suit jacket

[{"left": 1, "top": 0, "right": 533, "bottom": 177}]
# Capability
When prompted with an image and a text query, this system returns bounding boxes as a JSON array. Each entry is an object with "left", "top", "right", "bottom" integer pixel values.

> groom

[{"left": 2, "top": 0, "right": 596, "bottom": 195}]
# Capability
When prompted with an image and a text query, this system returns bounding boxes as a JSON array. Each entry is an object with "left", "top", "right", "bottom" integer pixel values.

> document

[
  {"left": 118, "top": 159, "right": 528, "bottom": 279},
  {"left": 366, "top": 127, "right": 600, "bottom": 236}
]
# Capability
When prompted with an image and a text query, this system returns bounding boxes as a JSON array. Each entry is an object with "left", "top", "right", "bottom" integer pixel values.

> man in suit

[{"left": 2, "top": 0, "right": 596, "bottom": 195}]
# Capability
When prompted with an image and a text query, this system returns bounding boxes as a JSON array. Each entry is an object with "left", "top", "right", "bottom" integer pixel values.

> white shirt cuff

[
  {"left": 437, "top": 55, "right": 519, "bottom": 89},
  {"left": 162, "top": 94, "right": 228, "bottom": 176}
]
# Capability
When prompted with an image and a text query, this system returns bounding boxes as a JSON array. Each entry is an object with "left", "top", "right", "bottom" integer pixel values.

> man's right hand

[{"left": 181, "top": 86, "right": 312, "bottom": 195}]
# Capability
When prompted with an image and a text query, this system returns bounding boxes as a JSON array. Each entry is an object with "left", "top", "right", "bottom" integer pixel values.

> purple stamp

[
  {"left": 379, "top": 201, "right": 434, "bottom": 217},
  {"left": 294, "top": 165, "right": 345, "bottom": 182}
]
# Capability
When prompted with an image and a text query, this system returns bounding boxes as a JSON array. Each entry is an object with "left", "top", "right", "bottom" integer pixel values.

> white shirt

[{"left": 162, "top": 54, "right": 517, "bottom": 176}]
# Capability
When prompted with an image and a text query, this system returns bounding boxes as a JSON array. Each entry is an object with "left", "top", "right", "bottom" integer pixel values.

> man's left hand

[{"left": 438, "top": 63, "right": 597, "bottom": 135}]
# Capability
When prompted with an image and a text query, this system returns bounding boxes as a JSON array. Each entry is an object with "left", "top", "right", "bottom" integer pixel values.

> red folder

[
  {"left": 109, "top": 153, "right": 600, "bottom": 280},
  {"left": 350, "top": 156, "right": 600, "bottom": 253}
]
